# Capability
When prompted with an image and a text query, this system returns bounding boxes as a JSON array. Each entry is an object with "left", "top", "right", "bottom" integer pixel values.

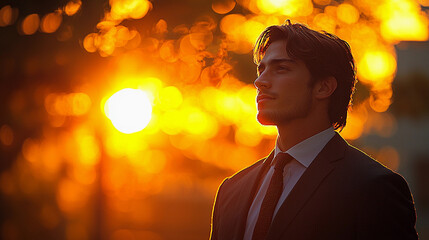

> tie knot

[{"left": 274, "top": 152, "right": 293, "bottom": 171}]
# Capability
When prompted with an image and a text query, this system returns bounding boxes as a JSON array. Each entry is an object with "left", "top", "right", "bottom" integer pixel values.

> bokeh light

[
  {"left": 64, "top": 0, "right": 82, "bottom": 16},
  {"left": 212, "top": 0, "right": 236, "bottom": 14},
  {"left": 0, "top": 125, "right": 14, "bottom": 146},
  {"left": 40, "top": 12, "right": 62, "bottom": 33},
  {"left": 21, "top": 13, "right": 40, "bottom": 35},
  {"left": 0, "top": 5, "right": 16, "bottom": 27}
]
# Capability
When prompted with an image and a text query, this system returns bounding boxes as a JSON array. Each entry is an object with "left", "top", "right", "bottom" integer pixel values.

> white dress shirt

[{"left": 243, "top": 127, "right": 335, "bottom": 240}]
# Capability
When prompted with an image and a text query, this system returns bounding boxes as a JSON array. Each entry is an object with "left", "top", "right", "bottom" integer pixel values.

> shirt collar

[{"left": 274, "top": 127, "right": 335, "bottom": 168}]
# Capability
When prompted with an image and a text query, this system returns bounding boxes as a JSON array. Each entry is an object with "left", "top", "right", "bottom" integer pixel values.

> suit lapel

[
  {"left": 230, "top": 150, "right": 275, "bottom": 240},
  {"left": 266, "top": 133, "right": 348, "bottom": 240}
]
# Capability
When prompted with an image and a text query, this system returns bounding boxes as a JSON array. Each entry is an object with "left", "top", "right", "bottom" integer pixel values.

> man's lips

[{"left": 256, "top": 94, "right": 275, "bottom": 103}]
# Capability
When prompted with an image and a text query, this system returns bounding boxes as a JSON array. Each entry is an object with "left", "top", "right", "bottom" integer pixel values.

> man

[{"left": 210, "top": 21, "right": 418, "bottom": 240}]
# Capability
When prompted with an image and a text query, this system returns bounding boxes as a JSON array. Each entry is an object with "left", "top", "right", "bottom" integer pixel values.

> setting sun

[{"left": 104, "top": 88, "right": 152, "bottom": 134}]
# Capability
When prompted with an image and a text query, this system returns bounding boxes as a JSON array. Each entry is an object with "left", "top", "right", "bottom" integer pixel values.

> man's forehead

[{"left": 259, "top": 40, "right": 291, "bottom": 63}]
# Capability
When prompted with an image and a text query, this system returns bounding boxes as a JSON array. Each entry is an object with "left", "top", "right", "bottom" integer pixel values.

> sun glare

[{"left": 104, "top": 88, "right": 152, "bottom": 134}]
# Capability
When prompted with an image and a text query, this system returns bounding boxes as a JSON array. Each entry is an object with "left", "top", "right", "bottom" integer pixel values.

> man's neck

[{"left": 276, "top": 118, "right": 332, "bottom": 151}]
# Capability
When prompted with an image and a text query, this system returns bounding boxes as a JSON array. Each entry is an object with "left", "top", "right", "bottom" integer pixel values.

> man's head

[{"left": 253, "top": 20, "right": 356, "bottom": 131}]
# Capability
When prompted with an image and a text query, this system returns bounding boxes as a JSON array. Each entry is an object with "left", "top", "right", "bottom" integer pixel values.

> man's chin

[{"left": 256, "top": 113, "right": 277, "bottom": 126}]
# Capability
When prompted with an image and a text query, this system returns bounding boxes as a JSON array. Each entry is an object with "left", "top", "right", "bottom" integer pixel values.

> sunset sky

[{"left": 1, "top": 0, "right": 429, "bottom": 239}]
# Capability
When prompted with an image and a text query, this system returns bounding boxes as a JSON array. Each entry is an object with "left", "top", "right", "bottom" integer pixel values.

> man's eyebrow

[
  {"left": 268, "top": 58, "right": 297, "bottom": 64},
  {"left": 257, "top": 58, "right": 296, "bottom": 71},
  {"left": 258, "top": 58, "right": 296, "bottom": 68}
]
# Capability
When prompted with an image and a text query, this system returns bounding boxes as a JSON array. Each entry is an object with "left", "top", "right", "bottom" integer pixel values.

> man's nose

[{"left": 254, "top": 72, "right": 271, "bottom": 89}]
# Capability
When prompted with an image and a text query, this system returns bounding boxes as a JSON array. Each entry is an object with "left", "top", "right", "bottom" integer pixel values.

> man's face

[{"left": 254, "top": 40, "right": 314, "bottom": 126}]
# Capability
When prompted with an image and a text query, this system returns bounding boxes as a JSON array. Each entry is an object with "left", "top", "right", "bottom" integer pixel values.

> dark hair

[{"left": 253, "top": 20, "right": 356, "bottom": 131}]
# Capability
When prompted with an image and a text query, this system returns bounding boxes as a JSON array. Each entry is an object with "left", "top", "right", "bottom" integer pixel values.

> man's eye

[{"left": 278, "top": 66, "right": 290, "bottom": 71}]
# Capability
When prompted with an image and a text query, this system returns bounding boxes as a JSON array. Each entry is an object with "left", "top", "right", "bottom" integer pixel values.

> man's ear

[{"left": 313, "top": 76, "right": 337, "bottom": 99}]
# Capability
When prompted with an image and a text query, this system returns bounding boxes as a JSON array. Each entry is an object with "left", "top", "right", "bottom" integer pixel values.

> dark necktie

[{"left": 252, "top": 152, "right": 293, "bottom": 240}]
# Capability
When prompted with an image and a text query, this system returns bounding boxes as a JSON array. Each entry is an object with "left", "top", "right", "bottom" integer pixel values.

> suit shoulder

[
  {"left": 339, "top": 144, "right": 414, "bottom": 210},
  {"left": 343, "top": 143, "right": 403, "bottom": 180},
  {"left": 224, "top": 157, "right": 266, "bottom": 184}
]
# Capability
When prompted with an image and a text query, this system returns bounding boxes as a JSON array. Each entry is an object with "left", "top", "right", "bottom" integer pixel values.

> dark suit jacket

[{"left": 210, "top": 133, "right": 418, "bottom": 240}]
